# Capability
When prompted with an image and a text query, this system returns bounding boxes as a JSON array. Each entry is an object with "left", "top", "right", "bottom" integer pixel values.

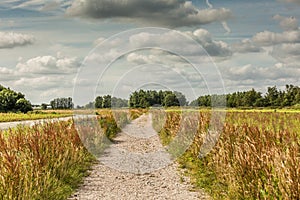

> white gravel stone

[{"left": 69, "top": 114, "right": 210, "bottom": 200}]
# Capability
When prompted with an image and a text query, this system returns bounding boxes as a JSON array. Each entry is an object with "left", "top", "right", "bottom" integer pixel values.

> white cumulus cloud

[
  {"left": 187, "top": 29, "right": 232, "bottom": 57},
  {"left": 273, "top": 15, "right": 298, "bottom": 31},
  {"left": 232, "top": 39, "right": 263, "bottom": 53},
  {"left": 0, "top": 32, "right": 35, "bottom": 49},
  {"left": 253, "top": 30, "right": 300, "bottom": 46},
  {"left": 16, "top": 55, "right": 80, "bottom": 74}
]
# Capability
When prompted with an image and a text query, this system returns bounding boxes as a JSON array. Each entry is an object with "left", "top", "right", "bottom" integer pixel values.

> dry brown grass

[{"left": 157, "top": 110, "right": 300, "bottom": 199}]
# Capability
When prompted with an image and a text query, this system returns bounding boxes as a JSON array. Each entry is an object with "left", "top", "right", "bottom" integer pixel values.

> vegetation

[
  {"left": 50, "top": 97, "right": 74, "bottom": 109},
  {"left": 0, "top": 111, "right": 73, "bottom": 122},
  {"left": 190, "top": 85, "right": 300, "bottom": 108},
  {"left": 0, "top": 120, "right": 94, "bottom": 199},
  {"left": 0, "top": 85, "right": 32, "bottom": 113},
  {"left": 0, "top": 108, "right": 144, "bottom": 199},
  {"left": 155, "top": 110, "right": 300, "bottom": 199},
  {"left": 129, "top": 90, "right": 187, "bottom": 108},
  {"left": 84, "top": 96, "right": 128, "bottom": 109},
  {"left": 95, "top": 95, "right": 128, "bottom": 108},
  {"left": 88, "top": 90, "right": 188, "bottom": 109},
  {"left": 87, "top": 84, "right": 300, "bottom": 110},
  {"left": 1, "top": 82, "right": 299, "bottom": 199}
]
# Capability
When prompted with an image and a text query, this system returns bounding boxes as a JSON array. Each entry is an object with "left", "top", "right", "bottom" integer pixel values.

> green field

[{"left": 0, "top": 110, "right": 73, "bottom": 122}]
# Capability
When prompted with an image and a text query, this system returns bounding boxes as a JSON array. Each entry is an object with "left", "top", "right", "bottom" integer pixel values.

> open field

[
  {"left": 0, "top": 110, "right": 73, "bottom": 122},
  {"left": 1, "top": 108, "right": 299, "bottom": 199},
  {"left": 165, "top": 107, "right": 300, "bottom": 113},
  {"left": 154, "top": 109, "right": 300, "bottom": 199}
]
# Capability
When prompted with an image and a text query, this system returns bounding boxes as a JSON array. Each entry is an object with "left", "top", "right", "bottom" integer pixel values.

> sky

[{"left": 0, "top": 0, "right": 300, "bottom": 105}]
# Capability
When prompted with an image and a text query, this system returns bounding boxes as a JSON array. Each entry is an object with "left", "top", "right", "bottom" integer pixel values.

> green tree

[
  {"left": 0, "top": 85, "right": 32, "bottom": 113},
  {"left": 41, "top": 103, "right": 48, "bottom": 110},
  {"left": 16, "top": 98, "right": 32, "bottom": 113},
  {"left": 95, "top": 96, "right": 103, "bottom": 108},
  {"left": 84, "top": 102, "right": 94, "bottom": 109},
  {"left": 164, "top": 93, "right": 179, "bottom": 107},
  {"left": 265, "top": 86, "right": 280, "bottom": 107},
  {"left": 174, "top": 91, "right": 187, "bottom": 106},
  {"left": 102, "top": 95, "right": 111, "bottom": 108},
  {"left": 50, "top": 97, "right": 73, "bottom": 109},
  {"left": 111, "top": 97, "right": 128, "bottom": 108}
]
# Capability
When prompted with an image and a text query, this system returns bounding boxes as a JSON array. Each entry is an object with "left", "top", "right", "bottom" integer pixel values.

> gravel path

[{"left": 69, "top": 114, "right": 210, "bottom": 200}]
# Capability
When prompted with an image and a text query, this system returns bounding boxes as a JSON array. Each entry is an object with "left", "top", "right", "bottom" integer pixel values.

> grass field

[
  {"left": 0, "top": 109, "right": 145, "bottom": 200},
  {"left": 0, "top": 110, "right": 73, "bottom": 122},
  {"left": 1, "top": 108, "right": 298, "bottom": 199},
  {"left": 0, "top": 109, "right": 146, "bottom": 199},
  {"left": 154, "top": 109, "right": 300, "bottom": 199},
  {"left": 0, "top": 120, "right": 94, "bottom": 199}
]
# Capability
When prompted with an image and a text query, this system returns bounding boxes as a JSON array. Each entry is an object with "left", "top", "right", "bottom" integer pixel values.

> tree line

[
  {"left": 50, "top": 97, "right": 74, "bottom": 109},
  {"left": 83, "top": 90, "right": 187, "bottom": 109},
  {"left": 95, "top": 95, "right": 128, "bottom": 108},
  {"left": 129, "top": 90, "right": 187, "bottom": 108},
  {"left": 0, "top": 85, "right": 32, "bottom": 113},
  {"left": 190, "top": 85, "right": 300, "bottom": 108},
  {"left": 3, "top": 84, "right": 299, "bottom": 112},
  {"left": 84, "top": 95, "right": 128, "bottom": 109}
]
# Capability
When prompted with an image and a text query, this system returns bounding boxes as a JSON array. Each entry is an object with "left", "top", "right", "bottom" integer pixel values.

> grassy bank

[{"left": 154, "top": 110, "right": 300, "bottom": 199}]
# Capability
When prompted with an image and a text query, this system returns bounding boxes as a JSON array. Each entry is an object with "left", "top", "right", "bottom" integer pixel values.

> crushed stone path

[{"left": 69, "top": 114, "right": 210, "bottom": 200}]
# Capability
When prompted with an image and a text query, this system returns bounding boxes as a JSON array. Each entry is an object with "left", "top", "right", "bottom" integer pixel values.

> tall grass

[
  {"left": 156, "top": 110, "right": 300, "bottom": 199},
  {"left": 0, "top": 120, "right": 94, "bottom": 199},
  {"left": 0, "top": 108, "right": 145, "bottom": 199},
  {"left": 129, "top": 108, "right": 148, "bottom": 120}
]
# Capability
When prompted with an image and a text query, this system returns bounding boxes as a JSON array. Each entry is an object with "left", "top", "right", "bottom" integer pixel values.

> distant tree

[
  {"left": 190, "top": 86, "right": 300, "bottom": 108},
  {"left": 174, "top": 91, "right": 187, "bottom": 106},
  {"left": 284, "top": 84, "right": 300, "bottom": 106},
  {"left": 111, "top": 97, "right": 128, "bottom": 108},
  {"left": 128, "top": 90, "right": 187, "bottom": 108},
  {"left": 242, "top": 89, "right": 263, "bottom": 107},
  {"left": 41, "top": 103, "right": 48, "bottom": 110},
  {"left": 189, "top": 99, "right": 198, "bottom": 107},
  {"left": 102, "top": 95, "right": 111, "bottom": 108},
  {"left": 164, "top": 93, "right": 179, "bottom": 107},
  {"left": 50, "top": 97, "right": 73, "bottom": 109},
  {"left": 129, "top": 91, "right": 139, "bottom": 108},
  {"left": 211, "top": 94, "right": 226, "bottom": 107},
  {"left": 95, "top": 96, "right": 103, "bottom": 108},
  {"left": 265, "top": 86, "right": 280, "bottom": 107},
  {"left": 76, "top": 105, "right": 84, "bottom": 109},
  {"left": 84, "top": 102, "right": 94, "bottom": 109},
  {"left": 198, "top": 95, "right": 211, "bottom": 107},
  {"left": 138, "top": 90, "right": 149, "bottom": 108}
]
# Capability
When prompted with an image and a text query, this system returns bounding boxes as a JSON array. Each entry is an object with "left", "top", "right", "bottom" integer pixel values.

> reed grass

[
  {"left": 0, "top": 108, "right": 143, "bottom": 199},
  {"left": 156, "top": 110, "right": 300, "bottom": 199}
]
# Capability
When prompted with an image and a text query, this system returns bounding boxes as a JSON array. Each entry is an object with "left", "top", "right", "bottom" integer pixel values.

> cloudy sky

[{"left": 1, "top": 0, "right": 300, "bottom": 105}]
